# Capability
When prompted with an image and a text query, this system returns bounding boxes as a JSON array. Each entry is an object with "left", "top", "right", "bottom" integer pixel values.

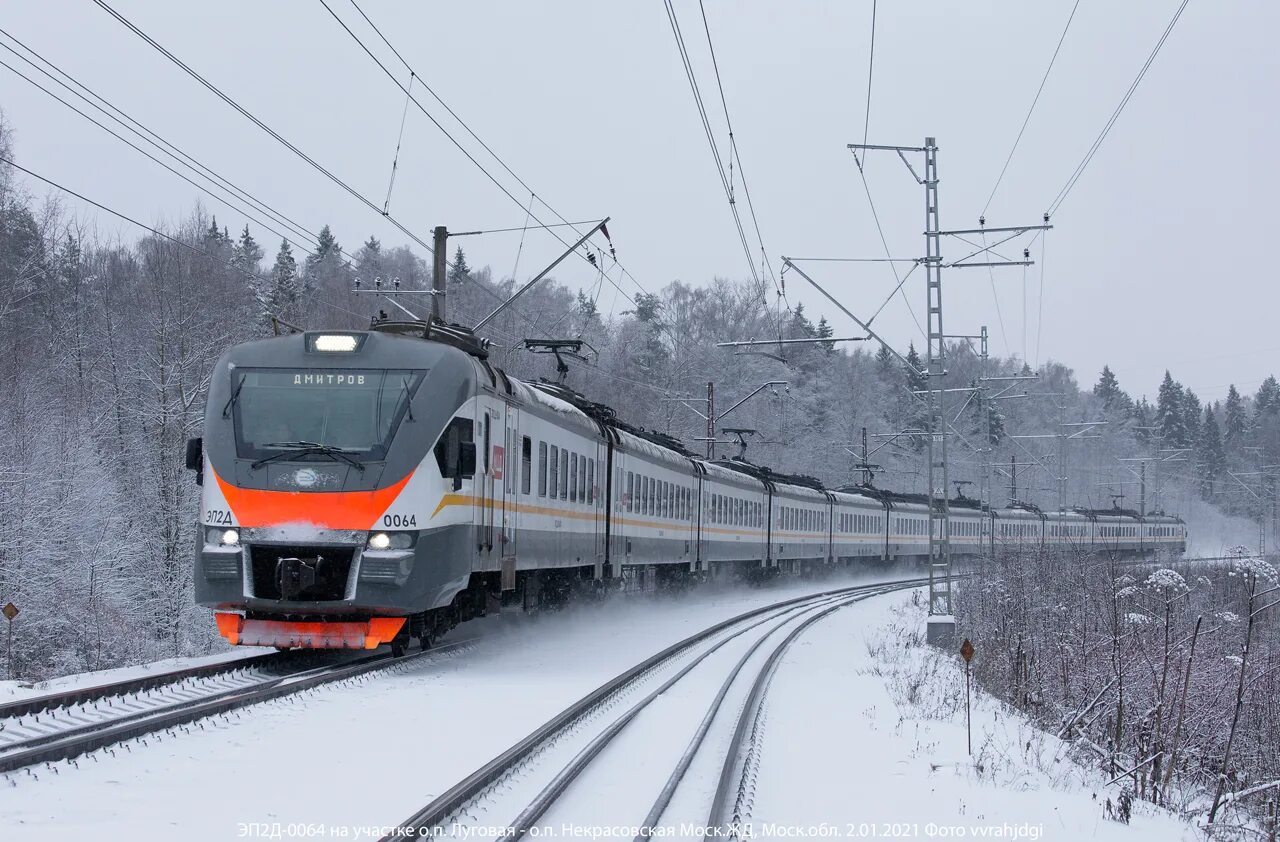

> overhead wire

[
  {"left": 317, "top": 1, "right": 699, "bottom": 361},
  {"left": 0, "top": 27, "right": 320, "bottom": 251},
  {"left": 980, "top": 0, "right": 1082, "bottom": 218},
  {"left": 1045, "top": 0, "right": 1192, "bottom": 217},
  {"left": 93, "top": 0, "right": 446, "bottom": 259},
  {"left": 849, "top": 151, "right": 925, "bottom": 338},
  {"left": 697, "top": 0, "right": 778, "bottom": 292},
  {"left": 90, "top": 0, "right": 554, "bottom": 331},
  {"left": 331, "top": 0, "right": 659, "bottom": 313},
  {"left": 850, "top": 2, "right": 924, "bottom": 340},
  {"left": 861, "top": 0, "right": 877, "bottom": 152},
  {"left": 0, "top": 155, "right": 366, "bottom": 321},
  {"left": 382, "top": 69, "right": 415, "bottom": 214},
  {"left": 662, "top": 0, "right": 763, "bottom": 290},
  {"left": 0, "top": 52, "right": 320, "bottom": 263}
]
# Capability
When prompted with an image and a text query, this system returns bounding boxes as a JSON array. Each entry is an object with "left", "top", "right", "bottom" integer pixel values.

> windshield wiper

[
  {"left": 251, "top": 441, "right": 366, "bottom": 472},
  {"left": 222, "top": 376, "right": 245, "bottom": 418},
  {"left": 400, "top": 377, "right": 415, "bottom": 421}
]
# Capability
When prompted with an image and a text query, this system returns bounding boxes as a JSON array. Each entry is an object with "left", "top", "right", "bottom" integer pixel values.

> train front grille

[{"left": 250, "top": 545, "right": 354, "bottom": 601}]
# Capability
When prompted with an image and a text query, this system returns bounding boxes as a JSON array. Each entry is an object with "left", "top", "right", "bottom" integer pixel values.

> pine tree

[
  {"left": 448, "top": 245, "right": 470, "bottom": 286},
  {"left": 232, "top": 225, "right": 264, "bottom": 274},
  {"left": 1255, "top": 376, "right": 1280, "bottom": 418},
  {"left": 315, "top": 225, "right": 338, "bottom": 258},
  {"left": 356, "top": 235, "right": 382, "bottom": 282},
  {"left": 260, "top": 239, "right": 299, "bottom": 322},
  {"left": 205, "top": 216, "right": 230, "bottom": 247},
  {"left": 1224, "top": 384, "right": 1247, "bottom": 449},
  {"left": 1094, "top": 365, "right": 1132, "bottom": 412},
  {"left": 1182, "top": 388, "right": 1202, "bottom": 446},
  {"left": 1156, "top": 371, "right": 1188, "bottom": 447},
  {"left": 815, "top": 316, "right": 835, "bottom": 354},
  {"left": 904, "top": 342, "right": 927, "bottom": 394},
  {"left": 1198, "top": 405, "right": 1225, "bottom": 497},
  {"left": 787, "top": 302, "right": 816, "bottom": 338},
  {"left": 875, "top": 343, "right": 894, "bottom": 380},
  {"left": 576, "top": 289, "right": 600, "bottom": 324}
]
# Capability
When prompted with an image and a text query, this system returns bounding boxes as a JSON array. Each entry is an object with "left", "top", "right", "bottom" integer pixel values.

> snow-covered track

[
  {"left": 706, "top": 591, "right": 880, "bottom": 837},
  {"left": 0, "top": 651, "right": 285, "bottom": 720},
  {"left": 0, "top": 642, "right": 470, "bottom": 774},
  {"left": 386, "top": 577, "right": 927, "bottom": 840}
]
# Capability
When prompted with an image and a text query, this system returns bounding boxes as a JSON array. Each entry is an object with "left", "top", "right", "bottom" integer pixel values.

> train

[{"left": 186, "top": 320, "right": 1187, "bottom": 654}]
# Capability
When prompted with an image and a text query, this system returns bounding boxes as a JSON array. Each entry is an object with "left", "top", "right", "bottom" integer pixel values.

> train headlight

[
  {"left": 367, "top": 532, "right": 414, "bottom": 550},
  {"left": 206, "top": 527, "right": 240, "bottom": 546}
]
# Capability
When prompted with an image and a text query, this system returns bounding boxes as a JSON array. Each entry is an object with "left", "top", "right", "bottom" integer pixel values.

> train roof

[
  {"left": 1074, "top": 506, "right": 1143, "bottom": 520},
  {"left": 280, "top": 321, "right": 1185, "bottom": 523},
  {"left": 711, "top": 458, "right": 827, "bottom": 493},
  {"left": 835, "top": 483, "right": 984, "bottom": 513}
]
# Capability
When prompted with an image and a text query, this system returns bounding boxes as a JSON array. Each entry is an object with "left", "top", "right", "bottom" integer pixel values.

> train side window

[
  {"left": 433, "top": 417, "right": 475, "bottom": 478},
  {"left": 560, "top": 449, "right": 569, "bottom": 500},
  {"left": 549, "top": 445, "right": 559, "bottom": 498},
  {"left": 569, "top": 454, "right": 578, "bottom": 503},
  {"left": 522, "top": 437, "right": 533, "bottom": 495},
  {"left": 580, "top": 456, "right": 588, "bottom": 503},
  {"left": 627, "top": 471, "right": 635, "bottom": 512},
  {"left": 538, "top": 442, "right": 548, "bottom": 497},
  {"left": 587, "top": 459, "right": 595, "bottom": 505}
]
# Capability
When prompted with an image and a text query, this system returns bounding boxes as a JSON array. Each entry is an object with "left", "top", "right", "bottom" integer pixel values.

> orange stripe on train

[{"left": 214, "top": 467, "right": 415, "bottom": 530}]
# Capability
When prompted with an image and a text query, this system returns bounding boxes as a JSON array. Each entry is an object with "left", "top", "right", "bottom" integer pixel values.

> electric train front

[{"left": 187, "top": 329, "right": 479, "bottom": 652}]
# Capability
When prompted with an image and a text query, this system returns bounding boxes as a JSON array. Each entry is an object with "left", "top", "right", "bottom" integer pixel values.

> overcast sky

[{"left": 2, "top": 1, "right": 1275, "bottom": 404}]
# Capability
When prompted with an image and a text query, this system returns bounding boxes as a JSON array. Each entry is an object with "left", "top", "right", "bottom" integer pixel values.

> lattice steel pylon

[{"left": 921, "top": 138, "right": 953, "bottom": 636}]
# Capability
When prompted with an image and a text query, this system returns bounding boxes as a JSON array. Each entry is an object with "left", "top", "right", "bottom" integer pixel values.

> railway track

[
  {"left": 385, "top": 576, "right": 925, "bottom": 841},
  {"left": 0, "top": 640, "right": 473, "bottom": 775}
]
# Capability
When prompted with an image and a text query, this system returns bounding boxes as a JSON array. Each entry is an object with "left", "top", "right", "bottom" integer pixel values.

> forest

[
  {"left": 0, "top": 114, "right": 1268, "bottom": 680},
  {"left": 959, "top": 548, "right": 1280, "bottom": 834}
]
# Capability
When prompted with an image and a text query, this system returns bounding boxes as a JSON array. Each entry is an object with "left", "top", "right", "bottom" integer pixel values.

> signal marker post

[
  {"left": 960, "top": 637, "right": 975, "bottom": 754},
  {"left": 3, "top": 602, "right": 17, "bottom": 679}
]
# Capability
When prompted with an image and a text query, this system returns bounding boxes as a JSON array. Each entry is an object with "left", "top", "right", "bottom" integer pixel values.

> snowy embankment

[
  {"left": 4, "top": 573, "right": 1196, "bottom": 840},
  {"left": 747, "top": 593, "right": 1197, "bottom": 841}
]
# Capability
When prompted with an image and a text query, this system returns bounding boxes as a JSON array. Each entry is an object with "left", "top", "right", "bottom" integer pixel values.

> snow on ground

[
  {"left": 0, "top": 647, "right": 274, "bottom": 704},
  {"left": 2, "top": 572, "right": 1198, "bottom": 840},
  {"left": 1, "top": 568, "right": 907, "bottom": 841},
  {"left": 748, "top": 592, "right": 1198, "bottom": 841}
]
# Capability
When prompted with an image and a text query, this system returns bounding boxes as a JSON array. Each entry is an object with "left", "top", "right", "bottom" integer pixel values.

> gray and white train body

[{"left": 187, "top": 324, "right": 1187, "bottom": 650}]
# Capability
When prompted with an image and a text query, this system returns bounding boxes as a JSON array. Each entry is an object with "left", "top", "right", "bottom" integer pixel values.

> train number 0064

[{"left": 383, "top": 514, "right": 418, "bottom": 528}]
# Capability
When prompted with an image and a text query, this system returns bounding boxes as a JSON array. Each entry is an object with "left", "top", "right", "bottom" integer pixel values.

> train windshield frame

[{"left": 230, "top": 367, "right": 425, "bottom": 462}]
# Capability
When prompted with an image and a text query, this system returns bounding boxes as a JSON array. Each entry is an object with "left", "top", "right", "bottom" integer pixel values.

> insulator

[
  {"left": 354, "top": 278, "right": 361, "bottom": 289},
  {"left": 978, "top": 215, "right": 986, "bottom": 227},
  {"left": 374, "top": 277, "right": 382, "bottom": 289},
  {"left": 1023, "top": 248, "right": 1030, "bottom": 259},
  {"left": 394, "top": 277, "right": 401, "bottom": 289}
]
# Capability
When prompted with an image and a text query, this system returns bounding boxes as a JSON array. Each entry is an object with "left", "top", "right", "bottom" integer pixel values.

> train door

[
  {"left": 611, "top": 449, "right": 627, "bottom": 572},
  {"left": 593, "top": 440, "right": 606, "bottom": 565},
  {"left": 474, "top": 403, "right": 502, "bottom": 556},
  {"left": 502, "top": 408, "right": 518, "bottom": 566}
]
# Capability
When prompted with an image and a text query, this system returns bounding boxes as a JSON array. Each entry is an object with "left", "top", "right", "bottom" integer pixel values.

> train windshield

[{"left": 230, "top": 368, "right": 424, "bottom": 461}]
